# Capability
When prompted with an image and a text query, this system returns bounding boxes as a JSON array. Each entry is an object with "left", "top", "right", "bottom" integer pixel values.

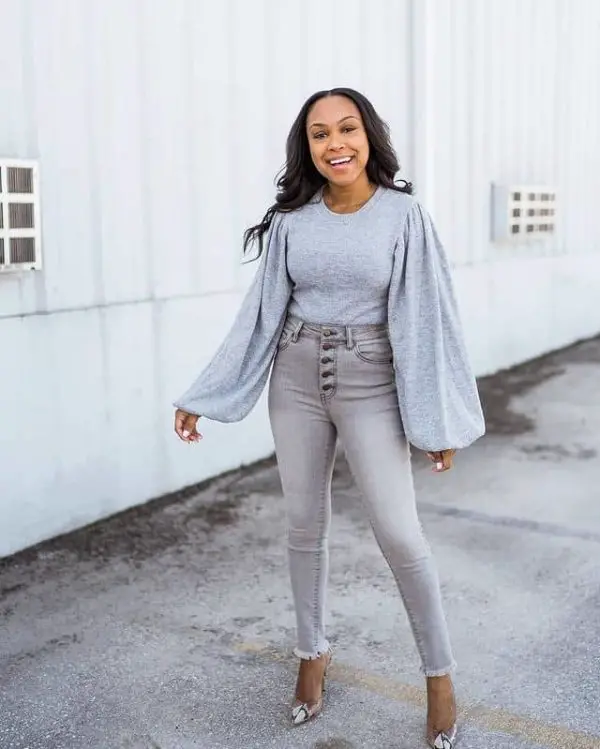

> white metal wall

[
  {"left": 1, "top": 0, "right": 599, "bottom": 558},
  {"left": 425, "top": 0, "right": 600, "bottom": 373},
  {"left": 0, "top": 0, "right": 414, "bottom": 557}
]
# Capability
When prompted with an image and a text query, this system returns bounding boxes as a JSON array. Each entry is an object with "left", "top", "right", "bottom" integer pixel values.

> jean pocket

[
  {"left": 353, "top": 336, "right": 393, "bottom": 364},
  {"left": 277, "top": 324, "right": 296, "bottom": 352}
]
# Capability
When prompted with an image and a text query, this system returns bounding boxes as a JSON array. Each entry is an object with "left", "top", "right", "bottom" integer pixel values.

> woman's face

[{"left": 306, "top": 95, "right": 370, "bottom": 187}]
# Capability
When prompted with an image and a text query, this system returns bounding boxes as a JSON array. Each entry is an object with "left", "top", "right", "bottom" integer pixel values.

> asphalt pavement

[{"left": 1, "top": 336, "right": 599, "bottom": 749}]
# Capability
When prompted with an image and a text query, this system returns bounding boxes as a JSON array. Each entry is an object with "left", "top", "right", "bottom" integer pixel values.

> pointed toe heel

[
  {"left": 429, "top": 723, "right": 458, "bottom": 748},
  {"left": 290, "top": 651, "right": 332, "bottom": 726}
]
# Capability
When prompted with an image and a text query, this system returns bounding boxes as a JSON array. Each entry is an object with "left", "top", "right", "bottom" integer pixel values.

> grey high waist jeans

[{"left": 268, "top": 315, "right": 456, "bottom": 677}]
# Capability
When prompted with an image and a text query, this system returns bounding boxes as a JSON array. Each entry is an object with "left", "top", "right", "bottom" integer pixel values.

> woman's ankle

[
  {"left": 294, "top": 654, "right": 329, "bottom": 703},
  {"left": 427, "top": 674, "right": 454, "bottom": 689},
  {"left": 426, "top": 675, "right": 456, "bottom": 733}
]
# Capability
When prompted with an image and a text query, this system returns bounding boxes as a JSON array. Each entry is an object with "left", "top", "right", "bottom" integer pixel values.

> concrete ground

[{"left": 1, "top": 337, "right": 600, "bottom": 749}]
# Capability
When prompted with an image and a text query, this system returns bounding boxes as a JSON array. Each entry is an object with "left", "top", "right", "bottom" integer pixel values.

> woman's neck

[{"left": 324, "top": 176, "right": 376, "bottom": 214}]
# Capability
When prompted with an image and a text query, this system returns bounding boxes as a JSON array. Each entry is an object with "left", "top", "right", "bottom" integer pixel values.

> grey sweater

[{"left": 174, "top": 187, "right": 485, "bottom": 451}]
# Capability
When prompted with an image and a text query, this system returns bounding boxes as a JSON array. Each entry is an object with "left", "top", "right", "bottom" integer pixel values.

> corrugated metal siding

[
  {"left": 0, "top": 0, "right": 414, "bottom": 557},
  {"left": 0, "top": 0, "right": 414, "bottom": 318},
  {"left": 1, "top": 0, "right": 599, "bottom": 557},
  {"left": 419, "top": 0, "right": 600, "bottom": 376},
  {"left": 430, "top": 0, "right": 600, "bottom": 266}
]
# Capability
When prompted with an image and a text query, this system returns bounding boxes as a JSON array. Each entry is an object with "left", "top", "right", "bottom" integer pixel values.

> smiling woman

[
  {"left": 173, "top": 87, "right": 484, "bottom": 749},
  {"left": 308, "top": 106, "right": 370, "bottom": 182},
  {"left": 242, "top": 87, "right": 413, "bottom": 254},
  {"left": 307, "top": 98, "right": 393, "bottom": 202}
]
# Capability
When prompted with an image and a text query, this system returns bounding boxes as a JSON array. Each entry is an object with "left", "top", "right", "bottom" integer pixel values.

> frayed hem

[
  {"left": 293, "top": 644, "right": 332, "bottom": 661},
  {"left": 422, "top": 661, "right": 457, "bottom": 677}
]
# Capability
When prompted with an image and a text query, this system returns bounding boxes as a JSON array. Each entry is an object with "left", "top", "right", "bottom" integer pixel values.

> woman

[{"left": 173, "top": 87, "right": 485, "bottom": 748}]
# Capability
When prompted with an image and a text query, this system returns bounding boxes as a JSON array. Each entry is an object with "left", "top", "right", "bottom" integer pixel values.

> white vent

[
  {"left": 0, "top": 159, "right": 42, "bottom": 272},
  {"left": 491, "top": 184, "right": 557, "bottom": 243}
]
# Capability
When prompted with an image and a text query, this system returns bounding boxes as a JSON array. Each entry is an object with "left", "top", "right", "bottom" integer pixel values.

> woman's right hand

[{"left": 174, "top": 408, "right": 203, "bottom": 443}]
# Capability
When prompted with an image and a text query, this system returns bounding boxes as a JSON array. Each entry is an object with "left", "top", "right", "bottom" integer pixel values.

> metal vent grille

[
  {"left": 8, "top": 167, "right": 34, "bottom": 194},
  {"left": 10, "top": 237, "right": 36, "bottom": 264},
  {"left": 491, "top": 184, "right": 557, "bottom": 243},
  {"left": 0, "top": 159, "right": 42, "bottom": 272},
  {"left": 9, "top": 203, "right": 35, "bottom": 229}
]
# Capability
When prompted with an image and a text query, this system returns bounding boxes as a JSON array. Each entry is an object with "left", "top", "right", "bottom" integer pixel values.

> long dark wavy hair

[{"left": 243, "top": 87, "right": 413, "bottom": 257}]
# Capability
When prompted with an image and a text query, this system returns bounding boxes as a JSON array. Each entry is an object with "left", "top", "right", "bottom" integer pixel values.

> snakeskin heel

[
  {"left": 291, "top": 651, "right": 332, "bottom": 726},
  {"left": 429, "top": 723, "right": 458, "bottom": 748}
]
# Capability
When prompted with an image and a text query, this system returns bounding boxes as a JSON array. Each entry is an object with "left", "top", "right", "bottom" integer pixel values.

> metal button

[
  {"left": 322, "top": 343, "right": 333, "bottom": 351},
  {"left": 322, "top": 383, "right": 333, "bottom": 391},
  {"left": 321, "top": 357, "right": 332, "bottom": 364},
  {"left": 321, "top": 371, "right": 333, "bottom": 378},
  {"left": 323, "top": 329, "right": 332, "bottom": 337}
]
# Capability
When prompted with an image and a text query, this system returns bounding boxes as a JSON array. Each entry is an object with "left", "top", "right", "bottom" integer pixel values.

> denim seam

[
  {"left": 380, "top": 545, "right": 456, "bottom": 676},
  {"left": 376, "top": 542, "right": 429, "bottom": 669},
  {"left": 357, "top": 475, "right": 440, "bottom": 674},
  {"left": 311, "top": 450, "right": 329, "bottom": 653},
  {"left": 344, "top": 458, "right": 430, "bottom": 670}
]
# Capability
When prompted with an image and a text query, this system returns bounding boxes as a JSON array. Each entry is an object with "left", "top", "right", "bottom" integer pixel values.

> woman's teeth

[{"left": 330, "top": 157, "right": 352, "bottom": 166}]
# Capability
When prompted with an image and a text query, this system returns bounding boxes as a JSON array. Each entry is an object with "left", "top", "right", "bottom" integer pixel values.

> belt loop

[
  {"left": 292, "top": 319, "right": 304, "bottom": 342},
  {"left": 345, "top": 326, "right": 353, "bottom": 349}
]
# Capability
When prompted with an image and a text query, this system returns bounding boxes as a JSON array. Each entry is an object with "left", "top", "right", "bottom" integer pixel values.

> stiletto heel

[{"left": 290, "top": 651, "right": 332, "bottom": 726}]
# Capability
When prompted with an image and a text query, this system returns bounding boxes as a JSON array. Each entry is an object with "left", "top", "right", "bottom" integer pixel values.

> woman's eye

[
  {"left": 343, "top": 126, "right": 356, "bottom": 134},
  {"left": 313, "top": 132, "right": 326, "bottom": 140}
]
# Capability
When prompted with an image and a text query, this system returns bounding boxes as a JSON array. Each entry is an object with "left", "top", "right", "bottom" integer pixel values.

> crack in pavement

[{"left": 418, "top": 502, "right": 600, "bottom": 543}]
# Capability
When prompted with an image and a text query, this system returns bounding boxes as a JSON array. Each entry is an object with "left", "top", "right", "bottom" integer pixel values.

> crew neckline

[{"left": 315, "top": 184, "right": 384, "bottom": 221}]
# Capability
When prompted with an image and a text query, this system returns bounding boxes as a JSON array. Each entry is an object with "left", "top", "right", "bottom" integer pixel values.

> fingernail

[
  {"left": 183, "top": 430, "right": 190, "bottom": 438},
  {"left": 436, "top": 462, "right": 443, "bottom": 471}
]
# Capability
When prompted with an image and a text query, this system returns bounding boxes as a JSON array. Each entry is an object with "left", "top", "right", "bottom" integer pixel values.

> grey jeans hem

[
  {"left": 422, "top": 660, "right": 458, "bottom": 677},
  {"left": 293, "top": 642, "right": 332, "bottom": 661}
]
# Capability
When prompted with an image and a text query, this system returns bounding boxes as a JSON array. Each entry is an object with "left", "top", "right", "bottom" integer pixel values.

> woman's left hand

[{"left": 426, "top": 449, "right": 457, "bottom": 473}]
